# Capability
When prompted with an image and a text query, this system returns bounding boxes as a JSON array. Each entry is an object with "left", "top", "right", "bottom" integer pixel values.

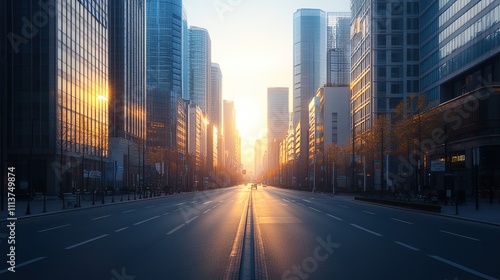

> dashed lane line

[
  {"left": 439, "top": 230, "right": 481, "bottom": 242},
  {"left": 167, "top": 224, "right": 185, "bottom": 235},
  {"left": 65, "top": 234, "right": 109, "bottom": 250},
  {"left": 350, "top": 224, "right": 383, "bottom": 237},
  {"left": 326, "top": 214, "right": 343, "bottom": 221},
  {"left": 394, "top": 241, "right": 420, "bottom": 251},
  {"left": 37, "top": 224, "right": 71, "bottom": 233},
  {"left": 391, "top": 218, "right": 413, "bottom": 225},
  {"left": 133, "top": 216, "right": 160, "bottom": 226},
  {"left": 429, "top": 255, "right": 498, "bottom": 280}
]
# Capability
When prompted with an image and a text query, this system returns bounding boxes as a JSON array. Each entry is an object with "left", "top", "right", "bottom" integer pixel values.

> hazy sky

[{"left": 182, "top": 0, "right": 351, "bottom": 175}]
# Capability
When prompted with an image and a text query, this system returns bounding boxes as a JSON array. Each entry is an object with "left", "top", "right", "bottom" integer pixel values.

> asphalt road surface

[{"left": 1, "top": 185, "right": 499, "bottom": 280}]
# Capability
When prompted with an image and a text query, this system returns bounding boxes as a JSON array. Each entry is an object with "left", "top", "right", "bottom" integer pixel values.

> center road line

[
  {"left": 439, "top": 230, "right": 481, "bottom": 241},
  {"left": 362, "top": 211, "right": 376, "bottom": 215},
  {"left": 326, "top": 214, "right": 343, "bottom": 221},
  {"left": 122, "top": 209, "right": 136, "bottom": 213},
  {"left": 167, "top": 224, "right": 185, "bottom": 235},
  {"left": 429, "top": 255, "right": 498, "bottom": 280},
  {"left": 65, "top": 234, "right": 109, "bottom": 250},
  {"left": 309, "top": 207, "right": 322, "bottom": 212},
  {"left": 115, "top": 227, "right": 129, "bottom": 232},
  {"left": 91, "top": 215, "right": 111, "bottom": 220},
  {"left": 394, "top": 241, "right": 420, "bottom": 251},
  {"left": 350, "top": 224, "right": 383, "bottom": 236},
  {"left": 391, "top": 218, "right": 413, "bottom": 225},
  {"left": 133, "top": 216, "right": 160, "bottom": 226},
  {"left": 37, "top": 224, "right": 71, "bottom": 233},
  {"left": 186, "top": 216, "right": 198, "bottom": 224},
  {"left": 0, "top": 257, "right": 47, "bottom": 275}
]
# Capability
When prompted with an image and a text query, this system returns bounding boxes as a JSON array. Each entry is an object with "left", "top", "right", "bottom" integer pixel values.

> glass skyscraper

[
  {"left": 420, "top": 0, "right": 500, "bottom": 103},
  {"left": 327, "top": 12, "right": 351, "bottom": 86},
  {"left": 108, "top": 0, "right": 146, "bottom": 189},
  {"left": 146, "top": 0, "right": 183, "bottom": 149},
  {"left": 267, "top": 87, "right": 289, "bottom": 180},
  {"left": 209, "top": 63, "right": 223, "bottom": 131},
  {"left": 189, "top": 26, "right": 212, "bottom": 114},
  {"left": 3, "top": 0, "right": 109, "bottom": 195},
  {"left": 293, "top": 9, "right": 327, "bottom": 189}
]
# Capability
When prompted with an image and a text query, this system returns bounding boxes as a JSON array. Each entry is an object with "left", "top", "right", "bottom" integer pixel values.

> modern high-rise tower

[
  {"left": 189, "top": 26, "right": 212, "bottom": 113},
  {"left": 209, "top": 63, "right": 223, "bottom": 131},
  {"left": 327, "top": 12, "right": 351, "bottom": 86},
  {"left": 293, "top": 8, "right": 327, "bottom": 189},
  {"left": 3, "top": 0, "right": 109, "bottom": 195},
  {"left": 108, "top": 0, "right": 146, "bottom": 189},
  {"left": 350, "top": 1, "right": 420, "bottom": 135},
  {"left": 267, "top": 87, "right": 289, "bottom": 178},
  {"left": 146, "top": 0, "right": 183, "bottom": 149}
]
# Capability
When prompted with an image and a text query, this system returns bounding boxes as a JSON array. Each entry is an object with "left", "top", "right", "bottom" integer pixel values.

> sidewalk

[
  {"left": 439, "top": 198, "right": 500, "bottom": 225},
  {"left": 0, "top": 192, "right": 169, "bottom": 221}
]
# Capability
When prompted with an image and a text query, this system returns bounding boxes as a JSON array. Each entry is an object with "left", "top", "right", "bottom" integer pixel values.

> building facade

[
  {"left": 350, "top": 1, "right": 420, "bottom": 135},
  {"left": 108, "top": 0, "right": 146, "bottom": 190},
  {"left": 189, "top": 26, "right": 212, "bottom": 113},
  {"left": 209, "top": 63, "right": 223, "bottom": 130},
  {"left": 267, "top": 87, "right": 289, "bottom": 184},
  {"left": 3, "top": 0, "right": 109, "bottom": 195},
  {"left": 293, "top": 9, "right": 327, "bottom": 189},
  {"left": 327, "top": 12, "right": 351, "bottom": 86}
]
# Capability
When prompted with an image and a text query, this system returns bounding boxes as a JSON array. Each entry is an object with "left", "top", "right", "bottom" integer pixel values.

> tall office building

[
  {"left": 146, "top": 0, "right": 183, "bottom": 150},
  {"left": 327, "top": 12, "right": 351, "bottom": 86},
  {"left": 3, "top": 0, "right": 109, "bottom": 195},
  {"left": 267, "top": 87, "right": 289, "bottom": 177},
  {"left": 293, "top": 9, "right": 327, "bottom": 189},
  {"left": 223, "top": 100, "right": 237, "bottom": 173},
  {"left": 418, "top": 0, "right": 500, "bottom": 192},
  {"left": 108, "top": 0, "right": 146, "bottom": 189},
  {"left": 209, "top": 63, "right": 223, "bottom": 130},
  {"left": 189, "top": 26, "right": 212, "bottom": 113},
  {"left": 350, "top": 1, "right": 420, "bottom": 135},
  {"left": 182, "top": 7, "right": 190, "bottom": 100}
]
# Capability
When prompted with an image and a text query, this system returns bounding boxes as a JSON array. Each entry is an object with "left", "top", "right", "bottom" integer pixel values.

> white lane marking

[
  {"left": 167, "top": 224, "right": 185, "bottom": 235},
  {"left": 310, "top": 198, "right": 315, "bottom": 200},
  {"left": 186, "top": 216, "right": 198, "bottom": 224},
  {"left": 337, "top": 204, "right": 349, "bottom": 208},
  {"left": 429, "top": 255, "right": 498, "bottom": 280},
  {"left": 122, "top": 209, "right": 136, "bottom": 213},
  {"left": 203, "top": 200, "right": 212, "bottom": 204},
  {"left": 133, "top": 216, "right": 160, "bottom": 226},
  {"left": 174, "top": 207, "right": 185, "bottom": 212},
  {"left": 175, "top": 202, "right": 185, "bottom": 206},
  {"left": 350, "top": 224, "right": 383, "bottom": 237},
  {"left": 38, "top": 224, "right": 71, "bottom": 233},
  {"left": 0, "top": 257, "right": 47, "bottom": 274},
  {"left": 160, "top": 202, "right": 169, "bottom": 206},
  {"left": 394, "top": 241, "right": 420, "bottom": 251},
  {"left": 144, "top": 205, "right": 155, "bottom": 209},
  {"left": 297, "top": 203, "right": 305, "bottom": 206},
  {"left": 362, "top": 211, "right": 376, "bottom": 215},
  {"left": 115, "top": 227, "right": 129, "bottom": 232},
  {"left": 91, "top": 215, "right": 111, "bottom": 220},
  {"left": 326, "top": 214, "right": 343, "bottom": 221},
  {"left": 65, "top": 234, "right": 109, "bottom": 250},
  {"left": 309, "top": 207, "right": 322, "bottom": 213},
  {"left": 204, "top": 209, "right": 212, "bottom": 214},
  {"left": 303, "top": 199, "right": 311, "bottom": 203},
  {"left": 391, "top": 218, "right": 413, "bottom": 225},
  {"left": 163, "top": 212, "right": 170, "bottom": 216},
  {"left": 282, "top": 198, "right": 290, "bottom": 202},
  {"left": 440, "top": 230, "right": 481, "bottom": 242}
]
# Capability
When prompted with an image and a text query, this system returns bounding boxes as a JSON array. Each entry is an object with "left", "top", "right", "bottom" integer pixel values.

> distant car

[{"left": 251, "top": 183, "right": 257, "bottom": 190}]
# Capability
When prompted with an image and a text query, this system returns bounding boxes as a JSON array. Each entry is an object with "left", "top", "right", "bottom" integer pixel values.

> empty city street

[{"left": 1, "top": 186, "right": 499, "bottom": 280}]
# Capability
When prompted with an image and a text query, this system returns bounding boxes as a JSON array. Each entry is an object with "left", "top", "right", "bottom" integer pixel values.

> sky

[{"left": 182, "top": 0, "right": 351, "bottom": 176}]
